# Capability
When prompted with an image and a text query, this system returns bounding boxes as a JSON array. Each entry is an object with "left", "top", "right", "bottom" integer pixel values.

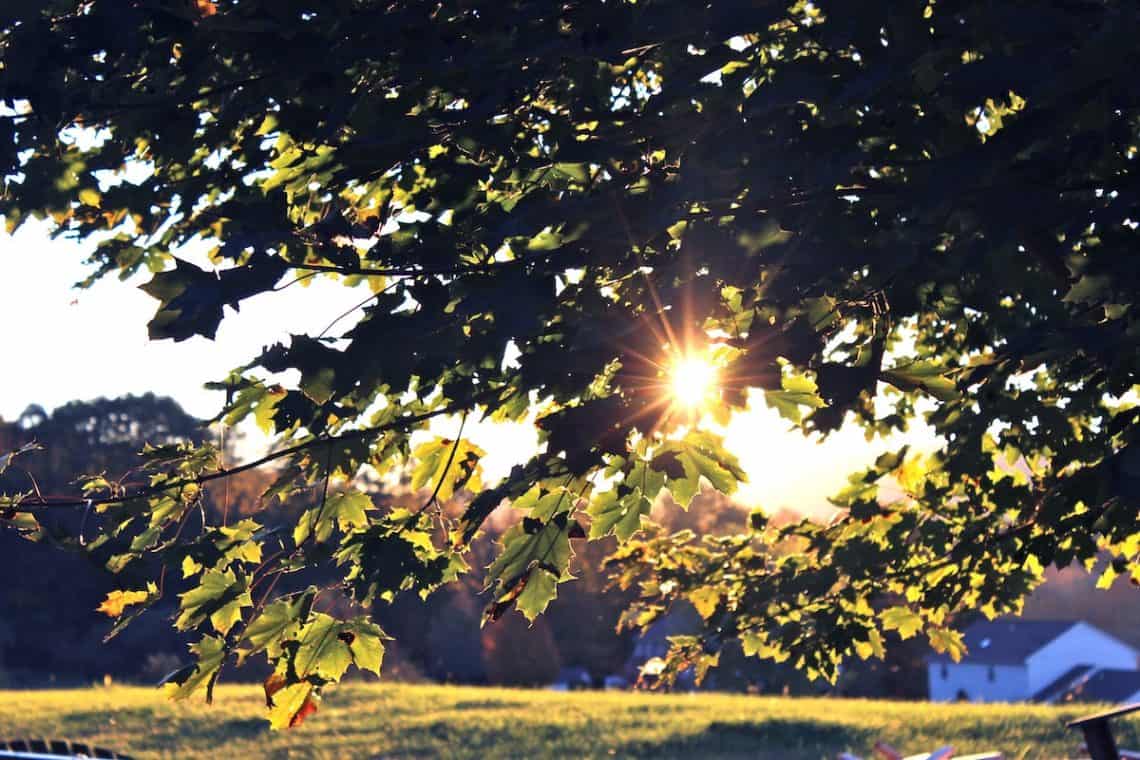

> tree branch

[{"left": 9, "top": 391, "right": 498, "bottom": 513}]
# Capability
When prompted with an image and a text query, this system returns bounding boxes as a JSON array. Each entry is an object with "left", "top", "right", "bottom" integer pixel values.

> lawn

[{"left": 0, "top": 683, "right": 1133, "bottom": 759}]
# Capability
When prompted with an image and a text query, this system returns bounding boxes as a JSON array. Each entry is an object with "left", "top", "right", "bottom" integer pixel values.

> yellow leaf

[
  {"left": 96, "top": 589, "right": 151, "bottom": 618},
  {"left": 266, "top": 680, "right": 319, "bottom": 730},
  {"left": 928, "top": 626, "right": 966, "bottom": 662},
  {"left": 688, "top": 587, "right": 721, "bottom": 620},
  {"left": 740, "top": 631, "right": 790, "bottom": 662},
  {"left": 1097, "top": 565, "right": 1117, "bottom": 590},
  {"left": 182, "top": 555, "right": 203, "bottom": 578},
  {"left": 880, "top": 606, "right": 923, "bottom": 639},
  {"left": 897, "top": 453, "right": 929, "bottom": 494},
  {"left": 853, "top": 628, "right": 885, "bottom": 660}
]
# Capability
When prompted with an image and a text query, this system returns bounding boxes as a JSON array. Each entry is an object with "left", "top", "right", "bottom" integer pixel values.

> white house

[{"left": 927, "top": 619, "right": 1140, "bottom": 703}]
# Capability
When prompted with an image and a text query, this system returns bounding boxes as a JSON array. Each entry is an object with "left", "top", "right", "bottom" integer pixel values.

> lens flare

[{"left": 670, "top": 356, "right": 718, "bottom": 410}]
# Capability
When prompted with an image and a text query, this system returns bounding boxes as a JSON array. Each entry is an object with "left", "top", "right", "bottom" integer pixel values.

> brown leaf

[
  {"left": 263, "top": 672, "right": 286, "bottom": 707},
  {"left": 264, "top": 673, "right": 320, "bottom": 730},
  {"left": 290, "top": 692, "right": 319, "bottom": 728}
]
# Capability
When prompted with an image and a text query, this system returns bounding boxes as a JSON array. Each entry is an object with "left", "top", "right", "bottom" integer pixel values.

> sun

[{"left": 670, "top": 355, "right": 719, "bottom": 411}]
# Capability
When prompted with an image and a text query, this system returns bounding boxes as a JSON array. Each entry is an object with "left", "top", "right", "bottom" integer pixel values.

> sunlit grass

[{"left": 0, "top": 683, "right": 1130, "bottom": 759}]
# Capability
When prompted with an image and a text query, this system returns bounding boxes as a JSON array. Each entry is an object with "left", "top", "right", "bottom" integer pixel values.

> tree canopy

[{"left": 2, "top": 0, "right": 1138, "bottom": 727}]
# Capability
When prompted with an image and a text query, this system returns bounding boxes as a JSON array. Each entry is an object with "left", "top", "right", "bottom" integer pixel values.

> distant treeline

[
  {"left": 0, "top": 395, "right": 639, "bottom": 689},
  {"left": 7, "top": 394, "right": 1119, "bottom": 697}
]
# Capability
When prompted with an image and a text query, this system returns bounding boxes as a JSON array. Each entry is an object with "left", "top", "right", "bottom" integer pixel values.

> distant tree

[
  {"left": 6, "top": 395, "right": 206, "bottom": 488},
  {"left": 0, "top": 395, "right": 204, "bottom": 684},
  {"left": 2, "top": 0, "right": 1139, "bottom": 727},
  {"left": 482, "top": 613, "right": 562, "bottom": 687}
]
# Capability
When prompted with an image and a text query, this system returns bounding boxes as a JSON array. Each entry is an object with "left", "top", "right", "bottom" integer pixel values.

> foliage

[
  {"left": 3, "top": 0, "right": 1140, "bottom": 724},
  {"left": 0, "top": 683, "right": 1132, "bottom": 759}
]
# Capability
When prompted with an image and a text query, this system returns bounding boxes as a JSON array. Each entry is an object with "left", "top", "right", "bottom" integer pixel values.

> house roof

[
  {"left": 927, "top": 619, "right": 1078, "bottom": 664},
  {"left": 1032, "top": 664, "right": 1096, "bottom": 703},
  {"left": 1059, "top": 669, "right": 1140, "bottom": 704}
]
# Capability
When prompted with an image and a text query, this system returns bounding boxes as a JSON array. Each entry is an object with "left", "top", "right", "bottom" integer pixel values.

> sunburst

[{"left": 669, "top": 354, "right": 719, "bottom": 411}]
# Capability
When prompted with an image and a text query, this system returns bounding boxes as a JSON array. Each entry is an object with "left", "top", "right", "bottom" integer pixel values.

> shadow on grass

[
  {"left": 59, "top": 711, "right": 268, "bottom": 753},
  {"left": 138, "top": 716, "right": 266, "bottom": 748},
  {"left": 615, "top": 718, "right": 877, "bottom": 758},
  {"left": 450, "top": 699, "right": 529, "bottom": 711},
  {"left": 357, "top": 716, "right": 878, "bottom": 758}
]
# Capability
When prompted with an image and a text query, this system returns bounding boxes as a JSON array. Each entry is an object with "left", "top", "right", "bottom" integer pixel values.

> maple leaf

[
  {"left": 293, "top": 489, "right": 372, "bottom": 546},
  {"left": 264, "top": 675, "right": 319, "bottom": 730},
  {"left": 96, "top": 586, "right": 154, "bottom": 618},
  {"left": 161, "top": 636, "right": 227, "bottom": 702},
  {"left": 880, "top": 606, "right": 924, "bottom": 640}
]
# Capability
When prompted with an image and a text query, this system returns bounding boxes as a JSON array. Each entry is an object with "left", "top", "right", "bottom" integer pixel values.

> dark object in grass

[
  {"left": 1067, "top": 702, "right": 1140, "bottom": 760},
  {"left": 0, "top": 738, "right": 132, "bottom": 759}
]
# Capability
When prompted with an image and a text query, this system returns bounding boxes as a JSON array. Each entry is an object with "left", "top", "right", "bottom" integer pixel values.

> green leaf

[
  {"left": 738, "top": 218, "right": 792, "bottom": 255},
  {"left": 284, "top": 613, "right": 385, "bottom": 682},
  {"left": 764, "top": 370, "right": 827, "bottom": 424},
  {"left": 175, "top": 568, "right": 252, "bottom": 635},
  {"left": 411, "top": 436, "right": 486, "bottom": 504},
  {"left": 657, "top": 431, "right": 747, "bottom": 508},
  {"left": 587, "top": 487, "right": 650, "bottom": 541},
  {"left": 882, "top": 362, "right": 959, "bottom": 402},
  {"left": 300, "top": 367, "right": 336, "bottom": 405},
  {"left": 287, "top": 613, "right": 355, "bottom": 683},
  {"left": 515, "top": 568, "right": 560, "bottom": 621},
  {"left": 485, "top": 515, "right": 573, "bottom": 619},
  {"left": 340, "top": 618, "right": 387, "bottom": 676},
  {"left": 487, "top": 519, "right": 571, "bottom": 586},
  {"left": 162, "top": 635, "right": 227, "bottom": 701},
  {"left": 293, "top": 489, "right": 373, "bottom": 546},
  {"left": 224, "top": 383, "right": 284, "bottom": 434},
  {"left": 511, "top": 485, "right": 573, "bottom": 521},
  {"left": 238, "top": 588, "right": 316, "bottom": 664}
]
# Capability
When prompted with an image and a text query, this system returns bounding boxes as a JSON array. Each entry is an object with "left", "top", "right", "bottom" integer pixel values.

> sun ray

[{"left": 670, "top": 355, "right": 719, "bottom": 411}]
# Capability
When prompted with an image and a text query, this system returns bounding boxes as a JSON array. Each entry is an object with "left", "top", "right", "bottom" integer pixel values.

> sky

[{"left": 0, "top": 218, "right": 934, "bottom": 516}]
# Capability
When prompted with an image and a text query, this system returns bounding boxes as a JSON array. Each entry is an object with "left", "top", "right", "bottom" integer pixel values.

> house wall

[
  {"left": 928, "top": 662, "right": 1030, "bottom": 702},
  {"left": 1025, "top": 623, "right": 1139, "bottom": 696}
]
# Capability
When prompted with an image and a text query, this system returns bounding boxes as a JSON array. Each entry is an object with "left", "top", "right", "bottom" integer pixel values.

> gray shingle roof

[
  {"left": 927, "top": 619, "right": 1078, "bottom": 664},
  {"left": 1059, "top": 669, "right": 1140, "bottom": 704},
  {"left": 1032, "top": 664, "right": 1095, "bottom": 702}
]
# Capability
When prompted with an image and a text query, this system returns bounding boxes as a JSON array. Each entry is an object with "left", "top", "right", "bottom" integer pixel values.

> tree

[
  {"left": 2, "top": 0, "right": 1138, "bottom": 726},
  {"left": 0, "top": 396, "right": 206, "bottom": 684}
]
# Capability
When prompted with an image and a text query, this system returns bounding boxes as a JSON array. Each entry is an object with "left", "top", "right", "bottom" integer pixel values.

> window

[
  {"left": 940, "top": 664, "right": 948, "bottom": 680},
  {"left": 987, "top": 665, "right": 996, "bottom": 682}
]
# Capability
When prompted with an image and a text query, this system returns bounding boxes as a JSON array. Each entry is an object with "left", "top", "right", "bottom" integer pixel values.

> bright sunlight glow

[{"left": 670, "top": 356, "right": 719, "bottom": 410}]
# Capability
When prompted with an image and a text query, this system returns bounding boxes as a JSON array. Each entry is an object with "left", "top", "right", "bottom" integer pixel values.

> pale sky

[{"left": 0, "top": 218, "right": 934, "bottom": 516}]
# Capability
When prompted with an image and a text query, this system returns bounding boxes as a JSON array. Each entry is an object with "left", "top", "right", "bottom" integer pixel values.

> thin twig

[
  {"left": 11, "top": 390, "right": 497, "bottom": 512},
  {"left": 408, "top": 412, "right": 469, "bottom": 526}
]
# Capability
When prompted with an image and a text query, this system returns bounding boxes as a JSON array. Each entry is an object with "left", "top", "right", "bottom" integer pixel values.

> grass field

[{"left": 0, "top": 683, "right": 1135, "bottom": 759}]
